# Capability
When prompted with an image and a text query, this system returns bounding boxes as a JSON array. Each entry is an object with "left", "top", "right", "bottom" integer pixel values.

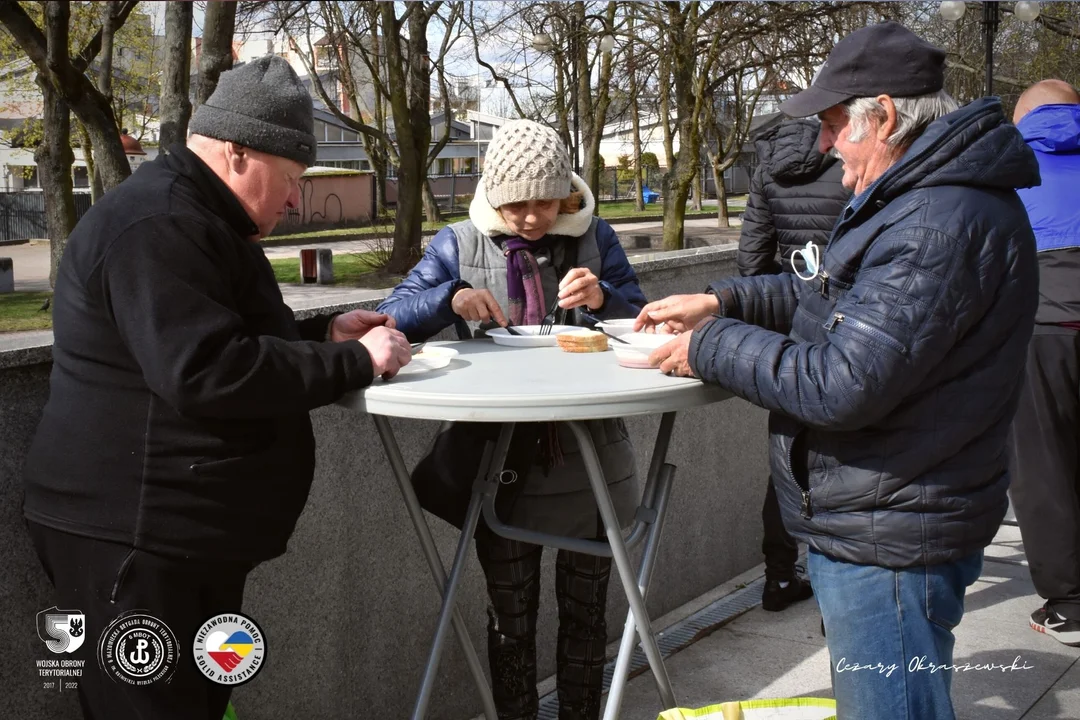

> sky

[{"left": 143, "top": 1, "right": 207, "bottom": 38}]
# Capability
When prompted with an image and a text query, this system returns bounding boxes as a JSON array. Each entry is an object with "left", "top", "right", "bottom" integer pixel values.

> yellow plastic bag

[{"left": 658, "top": 697, "right": 836, "bottom": 720}]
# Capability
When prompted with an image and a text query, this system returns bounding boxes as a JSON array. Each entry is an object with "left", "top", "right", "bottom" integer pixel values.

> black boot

[
  {"left": 487, "top": 607, "right": 539, "bottom": 720},
  {"left": 555, "top": 549, "right": 611, "bottom": 720}
]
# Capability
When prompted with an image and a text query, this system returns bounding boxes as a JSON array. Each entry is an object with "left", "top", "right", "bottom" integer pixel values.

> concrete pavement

[
  {"left": 0, "top": 240, "right": 51, "bottom": 292},
  {"left": 503, "top": 523, "right": 1079, "bottom": 720}
]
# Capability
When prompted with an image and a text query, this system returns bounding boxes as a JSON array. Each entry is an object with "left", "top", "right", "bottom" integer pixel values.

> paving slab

[{"left": 584, "top": 525, "right": 1080, "bottom": 720}]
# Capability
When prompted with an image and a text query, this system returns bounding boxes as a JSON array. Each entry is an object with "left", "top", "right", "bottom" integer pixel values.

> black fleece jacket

[
  {"left": 23, "top": 145, "right": 374, "bottom": 562},
  {"left": 737, "top": 119, "right": 851, "bottom": 277}
]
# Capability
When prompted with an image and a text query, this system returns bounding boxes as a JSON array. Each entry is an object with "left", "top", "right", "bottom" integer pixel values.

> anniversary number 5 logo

[
  {"left": 37, "top": 607, "right": 86, "bottom": 654},
  {"left": 97, "top": 611, "right": 178, "bottom": 686}
]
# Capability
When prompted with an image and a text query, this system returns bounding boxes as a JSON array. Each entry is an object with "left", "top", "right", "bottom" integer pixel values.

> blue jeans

[{"left": 808, "top": 548, "right": 984, "bottom": 720}]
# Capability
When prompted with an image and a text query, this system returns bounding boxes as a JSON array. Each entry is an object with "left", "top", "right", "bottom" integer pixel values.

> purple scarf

[{"left": 503, "top": 236, "right": 557, "bottom": 326}]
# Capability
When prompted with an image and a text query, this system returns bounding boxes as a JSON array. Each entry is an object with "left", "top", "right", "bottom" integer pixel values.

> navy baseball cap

[{"left": 780, "top": 21, "right": 947, "bottom": 118}]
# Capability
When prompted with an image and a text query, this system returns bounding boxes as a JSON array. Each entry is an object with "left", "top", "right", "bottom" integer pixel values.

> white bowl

[
  {"left": 612, "top": 332, "right": 679, "bottom": 369},
  {"left": 595, "top": 318, "right": 638, "bottom": 336}
]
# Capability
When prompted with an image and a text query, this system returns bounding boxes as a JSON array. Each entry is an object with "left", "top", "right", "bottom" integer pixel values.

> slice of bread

[{"left": 556, "top": 329, "right": 609, "bottom": 353}]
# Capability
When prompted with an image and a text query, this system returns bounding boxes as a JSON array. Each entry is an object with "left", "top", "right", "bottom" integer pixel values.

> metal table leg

[
  {"left": 604, "top": 413, "right": 678, "bottom": 719},
  {"left": 372, "top": 415, "right": 512, "bottom": 720},
  {"left": 567, "top": 415, "right": 679, "bottom": 712}
]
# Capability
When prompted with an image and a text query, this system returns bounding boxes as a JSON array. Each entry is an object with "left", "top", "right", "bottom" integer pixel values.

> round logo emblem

[
  {"left": 97, "top": 611, "right": 178, "bottom": 686},
  {"left": 192, "top": 612, "right": 267, "bottom": 685}
]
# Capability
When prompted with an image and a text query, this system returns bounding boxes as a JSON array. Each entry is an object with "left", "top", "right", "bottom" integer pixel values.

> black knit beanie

[{"left": 189, "top": 54, "right": 317, "bottom": 167}]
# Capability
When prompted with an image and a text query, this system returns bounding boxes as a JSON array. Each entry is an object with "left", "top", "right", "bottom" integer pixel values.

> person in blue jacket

[
  {"left": 1008, "top": 79, "right": 1080, "bottom": 648},
  {"left": 379, "top": 119, "right": 646, "bottom": 720},
  {"left": 638, "top": 23, "right": 1039, "bottom": 720}
]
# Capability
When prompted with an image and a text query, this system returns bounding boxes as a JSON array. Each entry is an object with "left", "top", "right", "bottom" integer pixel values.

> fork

[{"left": 538, "top": 297, "right": 562, "bottom": 336}]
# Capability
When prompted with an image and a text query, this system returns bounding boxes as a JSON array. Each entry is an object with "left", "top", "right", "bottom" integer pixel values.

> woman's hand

[
  {"left": 452, "top": 288, "right": 509, "bottom": 325},
  {"left": 558, "top": 268, "right": 604, "bottom": 310}
]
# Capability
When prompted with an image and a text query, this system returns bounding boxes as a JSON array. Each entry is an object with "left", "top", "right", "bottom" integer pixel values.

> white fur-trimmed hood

[{"left": 469, "top": 172, "right": 596, "bottom": 238}]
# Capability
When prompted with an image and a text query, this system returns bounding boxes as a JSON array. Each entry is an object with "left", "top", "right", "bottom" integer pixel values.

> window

[
  {"left": 72, "top": 166, "right": 89, "bottom": 188},
  {"left": 314, "top": 120, "right": 327, "bottom": 142},
  {"left": 343, "top": 129, "right": 359, "bottom": 142},
  {"left": 327, "top": 124, "right": 344, "bottom": 142},
  {"left": 360, "top": 160, "right": 371, "bottom": 171},
  {"left": 316, "top": 46, "right": 336, "bottom": 70}
]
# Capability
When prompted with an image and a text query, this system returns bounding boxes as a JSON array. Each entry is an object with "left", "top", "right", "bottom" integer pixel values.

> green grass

[
  {"left": 595, "top": 200, "right": 743, "bottom": 217},
  {"left": 268, "top": 252, "right": 404, "bottom": 289},
  {"left": 0, "top": 291, "right": 53, "bottom": 332},
  {"left": 269, "top": 218, "right": 455, "bottom": 242}
]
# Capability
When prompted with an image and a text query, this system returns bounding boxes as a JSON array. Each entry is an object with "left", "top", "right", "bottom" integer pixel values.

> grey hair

[{"left": 844, "top": 90, "right": 959, "bottom": 148}]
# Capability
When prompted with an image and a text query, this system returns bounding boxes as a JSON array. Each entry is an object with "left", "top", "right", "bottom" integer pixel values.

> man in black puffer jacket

[
  {"left": 642, "top": 23, "right": 1039, "bottom": 720},
  {"left": 737, "top": 119, "right": 851, "bottom": 612},
  {"left": 22, "top": 57, "right": 411, "bottom": 719},
  {"left": 737, "top": 119, "right": 850, "bottom": 277}
]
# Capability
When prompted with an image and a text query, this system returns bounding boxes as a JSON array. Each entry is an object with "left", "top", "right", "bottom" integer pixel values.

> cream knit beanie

[{"left": 483, "top": 119, "right": 572, "bottom": 208}]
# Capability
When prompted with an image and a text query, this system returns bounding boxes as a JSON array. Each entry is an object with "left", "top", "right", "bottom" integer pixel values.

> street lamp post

[
  {"left": 983, "top": 1, "right": 999, "bottom": 96},
  {"left": 939, "top": 1, "right": 1041, "bottom": 97}
]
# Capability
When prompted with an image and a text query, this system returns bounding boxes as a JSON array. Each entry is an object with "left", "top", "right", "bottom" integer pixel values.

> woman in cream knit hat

[{"left": 380, "top": 119, "right": 646, "bottom": 719}]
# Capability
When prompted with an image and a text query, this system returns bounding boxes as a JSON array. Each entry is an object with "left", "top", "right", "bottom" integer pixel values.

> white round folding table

[{"left": 337, "top": 339, "right": 730, "bottom": 720}]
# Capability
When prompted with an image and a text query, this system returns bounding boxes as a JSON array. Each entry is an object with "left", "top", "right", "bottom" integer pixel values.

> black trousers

[
  {"left": 1008, "top": 327, "right": 1080, "bottom": 621},
  {"left": 762, "top": 476, "right": 799, "bottom": 580},
  {"left": 475, "top": 524, "right": 611, "bottom": 720},
  {"left": 26, "top": 522, "right": 252, "bottom": 720}
]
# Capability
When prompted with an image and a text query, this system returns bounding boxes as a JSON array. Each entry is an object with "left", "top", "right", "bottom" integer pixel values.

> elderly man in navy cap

[{"left": 639, "top": 22, "right": 1040, "bottom": 719}]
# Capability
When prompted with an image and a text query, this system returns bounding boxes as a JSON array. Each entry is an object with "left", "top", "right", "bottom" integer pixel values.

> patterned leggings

[{"left": 475, "top": 525, "right": 612, "bottom": 720}]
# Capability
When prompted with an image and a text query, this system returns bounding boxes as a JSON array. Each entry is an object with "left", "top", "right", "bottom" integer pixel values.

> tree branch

[{"left": 72, "top": 0, "right": 138, "bottom": 73}]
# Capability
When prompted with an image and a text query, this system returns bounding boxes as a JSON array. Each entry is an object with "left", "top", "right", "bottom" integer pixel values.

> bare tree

[
  {"left": 283, "top": 1, "right": 463, "bottom": 273},
  {"left": 158, "top": 1, "right": 194, "bottom": 149},
  {"left": 195, "top": 1, "right": 237, "bottom": 108},
  {"left": 0, "top": 0, "right": 140, "bottom": 282},
  {"left": 35, "top": 71, "right": 75, "bottom": 288}
]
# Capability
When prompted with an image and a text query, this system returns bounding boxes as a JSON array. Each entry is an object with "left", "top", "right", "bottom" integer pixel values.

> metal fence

[
  {"left": 0, "top": 192, "right": 92, "bottom": 242},
  {"left": 385, "top": 162, "right": 754, "bottom": 212}
]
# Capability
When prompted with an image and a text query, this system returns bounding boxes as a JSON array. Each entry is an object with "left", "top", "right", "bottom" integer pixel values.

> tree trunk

[
  {"left": 76, "top": 121, "right": 103, "bottom": 204},
  {"left": 660, "top": 3, "right": 699, "bottom": 252},
  {"left": 97, "top": 2, "right": 117, "bottom": 99},
  {"left": 628, "top": 14, "right": 644, "bottom": 212},
  {"left": 691, "top": 167, "right": 703, "bottom": 212},
  {"left": 77, "top": 97, "right": 129, "bottom": 191},
  {"left": 35, "top": 75, "right": 77, "bottom": 288},
  {"left": 158, "top": 1, "right": 193, "bottom": 149},
  {"left": 195, "top": 1, "right": 237, "bottom": 108},
  {"left": 382, "top": 4, "right": 434, "bottom": 273},
  {"left": 581, "top": 2, "right": 618, "bottom": 201},
  {"left": 709, "top": 155, "right": 729, "bottom": 228},
  {"left": 422, "top": 178, "right": 441, "bottom": 223}
]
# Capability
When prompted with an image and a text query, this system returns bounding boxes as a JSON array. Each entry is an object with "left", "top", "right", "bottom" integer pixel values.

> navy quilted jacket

[{"left": 689, "top": 98, "right": 1041, "bottom": 567}]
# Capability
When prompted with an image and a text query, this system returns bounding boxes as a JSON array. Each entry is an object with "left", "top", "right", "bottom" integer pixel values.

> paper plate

[
  {"left": 486, "top": 325, "right": 577, "bottom": 347},
  {"left": 396, "top": 346, "right": 459, "bottom": 375}
]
